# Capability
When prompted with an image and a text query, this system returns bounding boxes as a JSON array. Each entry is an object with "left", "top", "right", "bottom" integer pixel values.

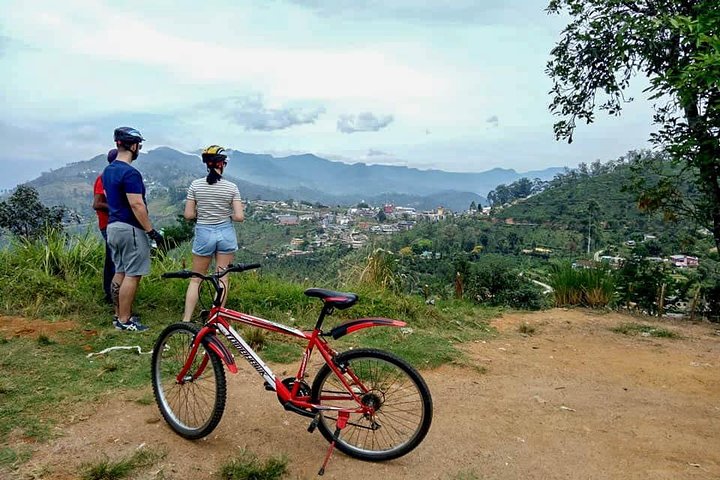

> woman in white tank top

[{"left": 182, "top": 145, "right": 244, "bottom": 321}]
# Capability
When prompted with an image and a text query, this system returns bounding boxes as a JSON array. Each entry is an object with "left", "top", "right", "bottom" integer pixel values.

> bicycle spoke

[{"left": 311, "top": 349, "right": 432, "bottom": 460}]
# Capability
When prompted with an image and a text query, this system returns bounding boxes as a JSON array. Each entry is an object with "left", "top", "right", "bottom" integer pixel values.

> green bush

[
  {"left": 549, "top": 262, "right": 615, "bottom": 308},
  {"left": 464, "top": 255, "right": 546, "bottom": 310},
  {"left": 614, "top": 258, "right": 668, "bottom": 314}
]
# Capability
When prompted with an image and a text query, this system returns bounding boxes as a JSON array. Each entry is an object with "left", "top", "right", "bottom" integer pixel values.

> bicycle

[{"left": 152, "top": 263, "right": 433, "bottom": 475}]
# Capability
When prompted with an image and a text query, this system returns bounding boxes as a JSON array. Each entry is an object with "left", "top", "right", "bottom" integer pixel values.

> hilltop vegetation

[{"left": 490, "top": 152, "right": 710, "bottom": 257}]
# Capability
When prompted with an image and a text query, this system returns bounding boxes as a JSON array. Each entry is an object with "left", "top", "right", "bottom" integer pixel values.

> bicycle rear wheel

[
  {"left": 311, "top": 348, "right": 433, "bottom": 461},
  {"left": 151, "top": 322, "right": 227, "bottom": 439}
]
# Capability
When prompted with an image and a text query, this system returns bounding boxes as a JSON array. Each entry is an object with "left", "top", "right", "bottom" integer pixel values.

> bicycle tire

[
  {"left": 311, "top": 348, "right": 433, "bottom": 461},
  {"left": 151, "top": 322, "right": 227, "bottom": 439}
]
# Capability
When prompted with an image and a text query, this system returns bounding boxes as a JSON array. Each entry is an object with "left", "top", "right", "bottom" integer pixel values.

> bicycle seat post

[{"left": 314, "top": 304, "right": 333, "bottom": 331}]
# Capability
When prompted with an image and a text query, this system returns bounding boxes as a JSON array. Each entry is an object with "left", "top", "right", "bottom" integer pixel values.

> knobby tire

[{"left": 151, "top": 322, "right": 227, "bottom": 439}]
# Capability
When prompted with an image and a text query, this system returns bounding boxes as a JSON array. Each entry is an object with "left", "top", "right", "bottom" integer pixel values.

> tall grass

[
  {"left": 218, "top": 450, "right": 288, "bottom": 480},
  {"left": 549, "top": 262, "right": 615, "bottom": 308},
  {"left": 357, "top": 248, "right": 398, "bottom": 290},
  {"left": 0, "top": 229, "right": 104, "bottom": 317}
]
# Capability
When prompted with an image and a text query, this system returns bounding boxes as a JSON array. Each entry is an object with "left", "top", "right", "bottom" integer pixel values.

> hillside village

[
  {"left": 246, "top": 199, "right": 449, "bottom": 256},
  {"left": 239, "top": 198, "right": 707, "bottom": 274}
]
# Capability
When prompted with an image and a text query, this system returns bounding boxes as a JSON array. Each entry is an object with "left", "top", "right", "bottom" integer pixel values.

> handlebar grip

[
  {"left": 226, "top": 263, "right": 262, "bottom": 272},
  {"left": 161, "top": 270, "right": 193, "bottom": 279}
]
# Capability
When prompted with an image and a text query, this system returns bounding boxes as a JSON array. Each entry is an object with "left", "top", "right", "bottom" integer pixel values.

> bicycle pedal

[{"left": 263, "top": 381, "right": 274, "bottom": 391}]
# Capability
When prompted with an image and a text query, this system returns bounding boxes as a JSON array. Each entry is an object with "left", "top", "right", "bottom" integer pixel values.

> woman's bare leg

[
  {"left": 215, "top": 252, "right": 235, "bottom": 307},
  {"left": 182, "top": 254, "right": 213, "bottom": 321}
]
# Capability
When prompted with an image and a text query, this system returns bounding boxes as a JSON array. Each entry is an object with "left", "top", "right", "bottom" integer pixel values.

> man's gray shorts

[{"left": 107, "top": 222, "right": 151, "bottom": 277}]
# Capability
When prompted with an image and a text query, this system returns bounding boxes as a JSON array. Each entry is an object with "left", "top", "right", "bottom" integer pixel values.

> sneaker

[
  {"left": 115, "top": 316, "right": 149, "bottom": 332},
  {"left": 112, "top": 315, "right": 119, "bottom": 329}
]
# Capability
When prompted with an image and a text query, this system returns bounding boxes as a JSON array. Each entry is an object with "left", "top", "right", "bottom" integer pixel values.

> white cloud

[
  {"left": 286, "top": 0, "right": 537, "bottom": 24},
  {"left": 2, "top": 0, "right": 443, "bottom": 103},
  {"left": 337, "top": 112, "right": 394, "bottom": 133},
  {"left": 201, "top": 95, "right": 326, "bottom": 131}
]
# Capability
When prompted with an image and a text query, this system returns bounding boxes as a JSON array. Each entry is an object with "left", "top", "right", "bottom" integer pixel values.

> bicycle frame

[{"left": 178, "top": 302, "right": 407, "bottom": 417}]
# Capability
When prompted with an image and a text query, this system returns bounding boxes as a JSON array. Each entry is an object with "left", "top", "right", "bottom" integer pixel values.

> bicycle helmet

[
  {"left": 201, "top": 145, "right": 228, "bottom": 167},
  {"left": 114, "top": 127, "right": 145, "bottom": 145}
]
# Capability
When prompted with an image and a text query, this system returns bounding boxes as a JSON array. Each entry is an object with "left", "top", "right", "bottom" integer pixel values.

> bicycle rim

[
  {"left": 151, "top": 323, "right": 227, "bottom": 439},
  {"left": 311, "top": 348, "right": 433, "bottom": 461}
]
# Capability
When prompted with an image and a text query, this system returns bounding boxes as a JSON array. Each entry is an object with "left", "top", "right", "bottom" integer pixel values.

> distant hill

[
  {"left": 491, "top": 159, "right": 701, "bottom": 248},
  {"left": 223, "top": 150, "right": 564, "bottom": 199},
  {"left": 22, "top": 147, "right": 562, "bottom": 223}
]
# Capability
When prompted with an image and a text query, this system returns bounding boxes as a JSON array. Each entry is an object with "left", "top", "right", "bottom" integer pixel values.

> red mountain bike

[{"left": 152, "top": 263, "right": 433, "bottom": 474}]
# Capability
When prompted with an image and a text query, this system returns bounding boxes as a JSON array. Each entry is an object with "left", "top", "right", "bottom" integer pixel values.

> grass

[
  {"left": 448, "top": 470, "right": 481, "bottom": 480},
  {"left": 518, "top": 322, "right": 536, "bottom": 335},
  {"left": 611, "top": 322, "right": 680, "bottom": 338},
  {"left": 549, "top": 262, "right": 615, "bottom": 308},
  {"left": 80, "top": 446, "right": 166, "bottom": 480},
  {"left": 0, "top": 335, "right": 154, "bottom": 443},
  {"left": 0, "top": 446, "right": 32, "bottom": 470},
  {"left": 217, "top": 450, "right": 288, "bottom": 480}
]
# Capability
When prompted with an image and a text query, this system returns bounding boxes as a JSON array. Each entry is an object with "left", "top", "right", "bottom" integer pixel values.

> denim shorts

[{"left": 192, "top": 222, "right": 238, "bottom": 256}]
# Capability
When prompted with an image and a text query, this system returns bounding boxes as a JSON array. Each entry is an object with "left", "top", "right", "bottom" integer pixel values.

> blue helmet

[{"left": 114, "top": 127, "right": 145, "bottom": 145}]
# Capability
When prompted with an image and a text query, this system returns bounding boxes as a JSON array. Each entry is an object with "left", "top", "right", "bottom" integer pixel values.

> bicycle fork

[{"left": 317, "top": 410, "right": 349, "bottom": 476}]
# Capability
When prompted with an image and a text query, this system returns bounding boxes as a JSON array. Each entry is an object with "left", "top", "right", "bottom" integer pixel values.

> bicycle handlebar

[{"left": 161, "top": 263, "right": 261, "bottom": 281}]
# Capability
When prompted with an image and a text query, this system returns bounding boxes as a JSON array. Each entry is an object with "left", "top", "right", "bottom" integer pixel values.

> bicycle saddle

[{"left": 304, "top": 288, "right": 358, "bottom": 310}]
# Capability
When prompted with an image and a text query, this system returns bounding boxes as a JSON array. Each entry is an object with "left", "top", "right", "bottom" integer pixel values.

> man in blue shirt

[{"left": 103, "top": 127, "right": 163, "bottom": 331}]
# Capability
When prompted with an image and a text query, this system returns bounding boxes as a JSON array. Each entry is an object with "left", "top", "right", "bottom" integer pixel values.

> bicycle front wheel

[
  {"left": 311, "top": 348, "right": 433, "bottom": 461},
  {"left": 151, "top": 322, "right": 227, "bottom": 439}
]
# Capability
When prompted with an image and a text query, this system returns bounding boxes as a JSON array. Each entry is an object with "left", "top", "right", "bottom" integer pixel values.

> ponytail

[{"left": 206, "top": 169, "right": 222, "bottom": 185}]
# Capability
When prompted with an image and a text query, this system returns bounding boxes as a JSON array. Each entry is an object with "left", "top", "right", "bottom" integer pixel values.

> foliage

[
  {"left": 81, "top": 447, "right": 166, "bottom": 480},
  {"left": 217, "top": 450, "right": 288, "bottom": 480},
  {"left": 487, "top": 177, "right": 545, "bottom": 206},
  {"left": 614, "top": 258, "right": 669, "bottom": 315},
  {"left": 358, "top": 248, "right": 398, "bottom": 291},
  {"left": 547, "top": 0, "right": 720, "bottom": 254},
  {"left": 610, "top": 322, "right": 680, "bottom": 339},
  {"left": 0, "top": 185, "right": 67, "bottom": 240},
  {"left": 464, "top": 255, "right": 547, "bottom": 310},
  {"left": 161, "top": 214, "right": 195, "bottom": 248},
  {"left": 549, "top": 262, "right": 615, "bottom": 308},
  {"left": 696, "top": 257, "right": 720, "bottom": 320}
]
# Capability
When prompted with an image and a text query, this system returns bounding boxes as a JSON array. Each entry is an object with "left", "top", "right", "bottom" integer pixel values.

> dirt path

[{"left": 12, "top": 309, "right": 720, "bottom": 479}]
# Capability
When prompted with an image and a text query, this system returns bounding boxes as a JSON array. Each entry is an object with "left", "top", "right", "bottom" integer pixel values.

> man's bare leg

[
  {"left": 118, "top": 275, "right": 141, "bottom": 322},
  {"left": 111, "top": 272, "right": 125, "bottom": 318}
]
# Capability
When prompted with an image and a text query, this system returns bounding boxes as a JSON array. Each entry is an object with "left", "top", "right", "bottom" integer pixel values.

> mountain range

[{"left": 23, "top": 147, "right": 564, "bottom": 222}]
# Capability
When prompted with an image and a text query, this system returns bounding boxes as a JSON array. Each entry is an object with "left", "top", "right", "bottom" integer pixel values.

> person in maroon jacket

[{"left": 93, "top": 148, "right": 117, "bottom": 305}]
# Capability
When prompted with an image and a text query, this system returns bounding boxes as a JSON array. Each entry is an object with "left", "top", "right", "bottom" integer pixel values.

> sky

[{"left": 0, "top": 0, "right": 657, "bottom": 189}]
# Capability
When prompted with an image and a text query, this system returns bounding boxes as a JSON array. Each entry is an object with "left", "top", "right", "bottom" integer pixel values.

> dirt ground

[{"left": 7, "top": 309, "right": 720, "bottom": 480}]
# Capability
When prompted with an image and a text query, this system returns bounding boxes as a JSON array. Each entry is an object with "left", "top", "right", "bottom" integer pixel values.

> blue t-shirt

[{"left": 102, "top": 161, "right": 147, "bottom": 229}]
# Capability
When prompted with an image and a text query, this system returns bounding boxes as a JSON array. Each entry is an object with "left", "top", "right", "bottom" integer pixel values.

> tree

[
  {"left": 0, "top": 185, "right": 66, "bottom": 239},
  {"left": 547, "top": 0, "right": 720, "bottom": 253}
]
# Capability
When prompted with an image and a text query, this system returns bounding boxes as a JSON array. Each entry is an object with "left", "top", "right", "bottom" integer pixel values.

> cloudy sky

[{"left": 0, "top": 0, "right": 656, "bottom": 189}]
